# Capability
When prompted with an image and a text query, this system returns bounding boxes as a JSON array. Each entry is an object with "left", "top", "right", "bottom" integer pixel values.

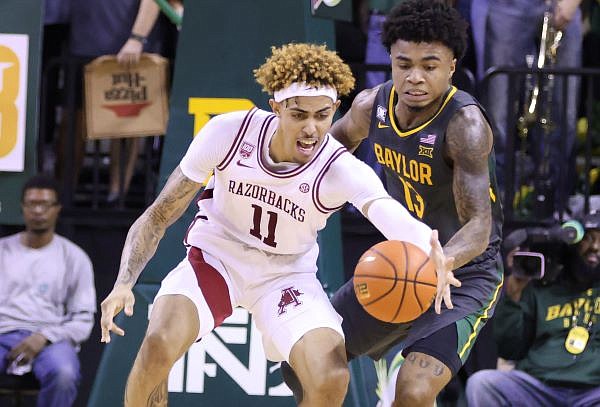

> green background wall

[{"left": 0, "top": 0, "right": 42, "bottom": 225}]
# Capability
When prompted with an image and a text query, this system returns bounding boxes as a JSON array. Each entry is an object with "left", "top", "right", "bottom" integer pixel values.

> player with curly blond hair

[
  {"left": 253, "top": 42, "right": 355, "bottom": 97},
  {"left": 100, "top": 42, "right": 453, "bottom": 406}
]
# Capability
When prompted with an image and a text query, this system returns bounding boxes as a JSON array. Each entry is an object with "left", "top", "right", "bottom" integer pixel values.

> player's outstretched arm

[
  {"left": 364, "top": 197, "right": 459, "bottom": 312},
  {"left": 100, "top": 166, "right": 201, "bottom": 343},
  {"left": 329, "top": 153, "right": 462, "bottom": 311},
  {"left": 329, "top": 86, "right": 378, "bottom": 152},
  {"left": 443, "top": 105, "right": 493, "bottom": 268}
]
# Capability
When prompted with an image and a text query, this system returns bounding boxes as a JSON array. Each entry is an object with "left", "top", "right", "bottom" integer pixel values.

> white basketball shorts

[{"left": 155, "top": 242, "right": 344, "bottom": 362}]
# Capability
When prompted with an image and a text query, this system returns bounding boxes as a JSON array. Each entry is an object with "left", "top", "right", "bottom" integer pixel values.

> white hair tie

[{"left": 273, "top": 82, "right": 337, "bottom": 102}]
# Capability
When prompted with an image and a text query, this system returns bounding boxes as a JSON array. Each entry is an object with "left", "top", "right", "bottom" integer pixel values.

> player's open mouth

[
  {"left": 406, "top": 90, "right": 427, "bottom": 96},
  {"left": 297, "top": 139, "right": 317, "bottom": 153}
]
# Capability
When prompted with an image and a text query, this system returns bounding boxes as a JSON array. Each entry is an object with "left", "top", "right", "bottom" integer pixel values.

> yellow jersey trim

[
  {"left": 489, "top": 186, "right": 496, "bottom": 203},
  {"left": 388, "top": 86, "right": 457, "bottom": 138},
  {"left": 458, "top": 272, "right": 504, "bottom": 358}
]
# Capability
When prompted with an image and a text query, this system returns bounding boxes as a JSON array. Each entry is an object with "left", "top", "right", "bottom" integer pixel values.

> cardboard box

[{"left": 84, "top": 53, "right": 169, "bottom": 139}]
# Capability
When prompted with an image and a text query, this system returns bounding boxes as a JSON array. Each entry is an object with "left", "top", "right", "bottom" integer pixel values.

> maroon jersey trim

[
  {"left": 313, "top": 147, "right": 347, "bottom": 213},
  {"left": 187, "top": 247, "right": 233, "bottom": 328},
  {"left": 183, "top": 188, "right": 213, "bottom": 246},
  {"left": 216, "top": 107, "right": 258, "bottom": 171}
]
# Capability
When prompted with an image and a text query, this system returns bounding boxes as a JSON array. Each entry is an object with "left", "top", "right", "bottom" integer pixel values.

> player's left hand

[
  {"left": 100, "top": 284, "right": 136, "bottom": 343},
  {"left": 430, "top": 230, "right": 459, "bottom": 314}
]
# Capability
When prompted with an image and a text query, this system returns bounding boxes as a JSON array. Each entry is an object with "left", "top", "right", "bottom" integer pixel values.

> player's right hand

[
  {"left": 430, "top": 230, "right": 460, "bottom": 314},
  {"left": 100, "top": 284, "right": 135, "bottom": 343}
]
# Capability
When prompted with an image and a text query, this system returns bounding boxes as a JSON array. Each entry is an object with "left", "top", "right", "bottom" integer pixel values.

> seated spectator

[
  {"left": 466, "top": 213, "right": 600, "bottom": 406},
  {"left": 0, "top": 175, "right": 96, "bottom": 407}
]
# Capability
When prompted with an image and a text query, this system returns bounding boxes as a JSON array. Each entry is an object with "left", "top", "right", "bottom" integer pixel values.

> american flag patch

[
  {"left": 376, "top": 105, "right": 387, "bottom": 123},
  {"left": 420, "top": 134, "right": 436, "bottom": 145}
]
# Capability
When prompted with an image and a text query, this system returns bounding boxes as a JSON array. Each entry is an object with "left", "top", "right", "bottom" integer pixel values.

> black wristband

[{"left": 129, "top": 33, "right": 147, "bottom": 45}]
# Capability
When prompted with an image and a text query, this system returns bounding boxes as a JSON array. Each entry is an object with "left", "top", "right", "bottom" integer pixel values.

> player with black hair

[
  {"left": 380, "top": 0, "right": 468, "bottom": 61},
  {"left": 281, "top": 1, "right": 504, "bottom": 406}
]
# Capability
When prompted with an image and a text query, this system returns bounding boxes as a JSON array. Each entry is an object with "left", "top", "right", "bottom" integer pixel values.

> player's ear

[
  {"left": 449, "top": 58, "right": 456, "bottom": 79},
  {"left": 269, "top": 99, "right": 281, "bottom": 116},
  {"left": 332, "top": 99, "right": 341, "bottom": 114}
]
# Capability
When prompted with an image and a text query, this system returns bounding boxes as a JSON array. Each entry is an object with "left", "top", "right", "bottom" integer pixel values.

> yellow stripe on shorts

[{"left": 458, "top": 272, "right": 504, "bottom": 359}]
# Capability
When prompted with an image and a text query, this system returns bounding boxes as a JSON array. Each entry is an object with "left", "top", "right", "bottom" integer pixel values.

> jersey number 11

[{"left": 249, "top": 204, "right": 278, "bottom": 248}]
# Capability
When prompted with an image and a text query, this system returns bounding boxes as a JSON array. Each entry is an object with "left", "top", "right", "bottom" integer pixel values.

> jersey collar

[{"left": 388, "top": 85, "right": 457, "bottom": 137}]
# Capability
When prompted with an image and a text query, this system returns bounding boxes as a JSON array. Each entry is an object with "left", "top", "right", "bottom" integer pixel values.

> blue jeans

[
  {"left": 483, "top": 0, "right": 581, "bottom": 194},
  {"left": 0, "top": 330, "right": 81, "bottom": 407},
  {"left": 466, "top": 369, "right": 600, "bottom": 407}
]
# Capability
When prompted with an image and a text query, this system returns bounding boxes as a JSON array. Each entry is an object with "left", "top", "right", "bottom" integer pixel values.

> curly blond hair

[{"left": 254, "top": 43, "right": 355, "bottom": 97}]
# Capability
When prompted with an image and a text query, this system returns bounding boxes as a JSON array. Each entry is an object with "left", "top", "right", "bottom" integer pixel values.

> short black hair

[
  {"left": 21, "top": 174, "right": 61, "bottom": 203},
  {"left": 382, "top": 0, "right": 468, "bottom": 60}
]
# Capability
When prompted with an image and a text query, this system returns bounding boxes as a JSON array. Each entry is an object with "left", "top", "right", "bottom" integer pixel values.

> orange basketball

[{"left": 353, "top": 240, "right": 437, "bottom": 323}]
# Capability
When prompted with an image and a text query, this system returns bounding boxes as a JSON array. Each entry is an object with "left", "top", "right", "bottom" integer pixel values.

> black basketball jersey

[{"left": 368, "top": 81, "right": 503, "bottom": 266}]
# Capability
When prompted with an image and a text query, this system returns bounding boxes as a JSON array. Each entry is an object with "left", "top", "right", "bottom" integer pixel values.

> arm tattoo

[
  {"left": 115, "top": 167, "right": 201, "bottom": 287},
  {"left": 443, "top": 106, "right": 493, "bottom": 268}
]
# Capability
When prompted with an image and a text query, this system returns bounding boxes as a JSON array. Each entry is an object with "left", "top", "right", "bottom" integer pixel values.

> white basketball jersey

[{"left": 181, "top": 108, "right": 390, "bottom": 256}]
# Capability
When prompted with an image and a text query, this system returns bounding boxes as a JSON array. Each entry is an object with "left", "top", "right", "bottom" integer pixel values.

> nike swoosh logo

[
  {"left": 377, "top": 122, "right": 390, "bottom": 129},
  {"left": 236, "top": 160, "right": 254, "bottom": 168}
]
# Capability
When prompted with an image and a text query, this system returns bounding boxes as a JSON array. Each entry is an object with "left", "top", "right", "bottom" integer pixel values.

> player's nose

[
  {"left": 302, "top": 120, "right": 317, "bottom": 135},
  {"left": 406, "top": 68, "right": 425, "bottom": 83}
]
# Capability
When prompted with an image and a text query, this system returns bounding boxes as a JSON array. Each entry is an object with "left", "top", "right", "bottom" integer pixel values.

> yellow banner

[{"left": 0, "top": 34, "right": 28, "bottom": 171}]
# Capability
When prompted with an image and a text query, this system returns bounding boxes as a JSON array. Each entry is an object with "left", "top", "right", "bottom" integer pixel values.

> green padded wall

[{"left": 0, "top": 0, "right": 42, "bottom": 224}]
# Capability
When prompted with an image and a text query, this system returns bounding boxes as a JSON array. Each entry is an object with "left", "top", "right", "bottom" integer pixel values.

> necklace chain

[{"left": 570, "top": 288, "right": 596, "bottom": 331}]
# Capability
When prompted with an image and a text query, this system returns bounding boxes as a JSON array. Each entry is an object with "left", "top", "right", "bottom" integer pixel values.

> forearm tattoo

[
  {"left": 115, "top": 168, "right": 200, "bottom": 287},
  {"left": 443, "top": 106, "right": 493, "bottom": 268}
]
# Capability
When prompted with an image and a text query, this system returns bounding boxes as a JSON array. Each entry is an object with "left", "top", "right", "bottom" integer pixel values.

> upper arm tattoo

[
  {"left": 446, "top": 105, "right": 492, "bottom": 224},
  {"left": 150, "top": 166, "right": 202, "bottom": 226},
  {"left": 443, "top": 106, "right": 494, "bottom": 265},
  {"left": 116, "top": 167, "right": 201, "bottom": 286}
]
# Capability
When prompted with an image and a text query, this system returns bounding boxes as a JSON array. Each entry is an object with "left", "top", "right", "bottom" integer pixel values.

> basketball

[{"left": 353, "top": 240, "right": 437, "bottom": 323}]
